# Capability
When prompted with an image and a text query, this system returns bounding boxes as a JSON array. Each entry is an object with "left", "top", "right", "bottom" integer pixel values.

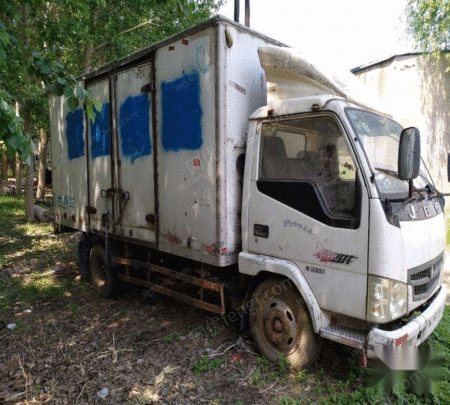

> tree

[
  {"left": 1, "top": 0, "right": 222, "bottom": 219},
  {"left": 407, "top": 0, "right": 450, "bottom": 54}
]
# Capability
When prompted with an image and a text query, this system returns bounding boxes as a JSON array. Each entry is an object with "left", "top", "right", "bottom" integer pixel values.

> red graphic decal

[
  {"left": 316, "top": 250, "right": 336, "bottom": 263},
  {"left": 316, "top": 249, "right": 357, "bottom": 265},
  {"left": 168, "top": 45, "right": 175, "bottom": 51},
  {"left": 182, "top": 39, "right": 189, "bottom": 46},
  {"left": 193, "top": 158, "right": 200, "bottom": 166}
]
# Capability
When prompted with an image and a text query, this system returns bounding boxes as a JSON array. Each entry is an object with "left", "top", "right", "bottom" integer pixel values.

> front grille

[
  {"left": 411, "top": 269, "right": 429, "bottom": 281},
  {"left": 408, "top": 253, "right": 443, "bottom": 302}
]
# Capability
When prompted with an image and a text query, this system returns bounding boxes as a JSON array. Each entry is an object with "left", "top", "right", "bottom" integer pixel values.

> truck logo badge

[
  {"left": 435, "top": 202, "right": 442, "bottom": 214},
  {"left": 423, "top": 205, "right": 431, "bottom": 217},
  {"left": 315, "top": 250, "right": 357, "bottom": 265}
]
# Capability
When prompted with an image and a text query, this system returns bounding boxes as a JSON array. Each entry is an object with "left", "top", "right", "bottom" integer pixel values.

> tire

[
  {"left": 249, "top": 278, "right": 319, "bottom": 368},
  {"left": 89, "top": 244, "right": 119, "bottom": 299}
]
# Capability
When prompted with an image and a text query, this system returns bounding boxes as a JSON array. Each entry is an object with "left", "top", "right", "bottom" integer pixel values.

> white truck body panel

[
  {"left": 50, "top": 94, "right": 89, "bottom": 232},
  {"left": 116, "top": 63, "right": 156, "bottom": 243},
  {"left": 87, "top": 79, "right": 112, "bottom": 233},
  {"left": 51, "top": 17, "right": 284, "bottom": 267}
]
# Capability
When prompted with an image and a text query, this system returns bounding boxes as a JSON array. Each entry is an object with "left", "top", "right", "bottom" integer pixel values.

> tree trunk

[
  {"left": 22, "top": 101, "right": 35, "bottom": 221},
  {"left": 15, "top": 152, "right": 22, "bottom": 195},
  {"left": 21, "top": 2, "right": 35, "bottom": 221},
  {"left": 0, "top": 147, "right": 7, "bottom": 181},
  {"left": 25, "top": 158, "right": 35, "bottom": 221},
  {"left": 36, "top": 128, "right": 47, "bottom": 201},
  {"left": 83, "top": 9, "right": 99, "bottom": 73}
]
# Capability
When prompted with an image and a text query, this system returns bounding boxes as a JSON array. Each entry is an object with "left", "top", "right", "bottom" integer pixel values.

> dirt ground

[{"left": 0, "top": 230, "right": 364, "bottom": 405}]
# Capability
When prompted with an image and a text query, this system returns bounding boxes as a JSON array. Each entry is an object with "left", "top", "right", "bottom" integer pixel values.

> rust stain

[{"left": 167, "top": 235, "right": 182, "bottom": 245}]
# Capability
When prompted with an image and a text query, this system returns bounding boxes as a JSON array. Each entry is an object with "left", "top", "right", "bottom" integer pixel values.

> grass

[
  {"left": 162, "top": 332, "right": 179, "bottom": 343},
  {"left": 0, "top": 194, "right": 79, "bottom": 312},
  {"left": 192, "top": 355, "right": 225, "bottom": 376},
  {"left": 1, "top": 194, "right": 450, "bottom": 404}
]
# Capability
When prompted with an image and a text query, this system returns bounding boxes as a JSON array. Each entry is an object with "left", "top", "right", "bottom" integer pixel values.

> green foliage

[
  {"left": 256, "top": 355, "right": 270, "bottom": 371},
  {"left": 277, "top": 354, "right": 291, "bottom": 375},
  {"left": 407, "top": 0, "right": 450, "bottom": 53},
  {"left": 163, "top": 332, "right": 179, "bottom": 343},
  {"left": 192, "top": 355, "right": 224, "bottom": 376},
  {"left": 0, "top": 0, "right": 222, "bottom": 159}
]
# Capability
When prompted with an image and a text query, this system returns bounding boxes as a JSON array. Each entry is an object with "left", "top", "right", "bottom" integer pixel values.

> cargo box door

[
  {"left": 50, "top": 94, "right": 89, "bottom": 232},
  {"left": 115, "top": 63, "right": 156, "bottom": 243},
  {"left": 87, "top": 79, "right": 113, "bottom": 232}
]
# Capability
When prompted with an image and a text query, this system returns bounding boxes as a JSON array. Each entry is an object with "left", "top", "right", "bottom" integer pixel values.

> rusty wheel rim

[{"left": 261, "top": 299, "right": 299, "bottom": 354}]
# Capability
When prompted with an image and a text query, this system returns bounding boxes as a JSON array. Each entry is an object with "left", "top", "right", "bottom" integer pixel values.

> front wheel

[
  {"left": 249, "top": 278, "right": 319, "bottom": 368},
  {"left": 89, "top": 244, "right": 120, "bottom": 298}
]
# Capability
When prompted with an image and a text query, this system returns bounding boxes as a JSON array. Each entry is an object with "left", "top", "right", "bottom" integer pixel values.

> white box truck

[{"left": 50, "top": 16, "right": 447, "bottom": 369}]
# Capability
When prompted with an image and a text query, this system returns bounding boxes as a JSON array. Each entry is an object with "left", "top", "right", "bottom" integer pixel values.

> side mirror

[{"left": 398, "top": 127, "right": 420, "bottom": 181}]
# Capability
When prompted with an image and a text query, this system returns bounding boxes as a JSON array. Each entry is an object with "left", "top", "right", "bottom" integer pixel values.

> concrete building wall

[{"left": 353, "top": 54, "right": 450, "bottom": 193}]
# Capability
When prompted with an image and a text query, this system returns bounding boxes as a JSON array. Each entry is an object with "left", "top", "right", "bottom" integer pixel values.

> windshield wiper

[{"left": 375, "top": 167, "right": 399, "bottom": 178}]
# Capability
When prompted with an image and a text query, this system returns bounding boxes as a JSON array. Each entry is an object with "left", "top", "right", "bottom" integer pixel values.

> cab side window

[{"left": 258, "top": 115, "right": 360, "bottom": 228}]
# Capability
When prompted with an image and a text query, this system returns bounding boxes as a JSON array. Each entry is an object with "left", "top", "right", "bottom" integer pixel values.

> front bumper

[{"left": 367, "top": 284, "right": 446, "bottom": 370}]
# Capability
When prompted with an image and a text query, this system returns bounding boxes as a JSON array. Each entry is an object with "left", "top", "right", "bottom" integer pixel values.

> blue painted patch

[
  {"left": 161, "top": 72, "right": 203, "bottom": 152},
  {"left": 119, "top": 94, "right": 151, "bottom": 163},
  {"left": 90, "top": 103, "right": 111, "bottom": 159},
  {"left": 65, "top": 109, "right": 85, "bottom": 160}
]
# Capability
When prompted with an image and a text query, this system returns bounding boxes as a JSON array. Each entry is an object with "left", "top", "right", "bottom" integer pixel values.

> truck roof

[
  {"left": 250, "top": 95, "right": 344, "bottom": 119},
  {"left": 82, "top": 15, "right": 287, "bottom": 81}
]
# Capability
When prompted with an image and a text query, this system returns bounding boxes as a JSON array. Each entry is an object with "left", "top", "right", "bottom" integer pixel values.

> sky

[{"left": 218, "top": 0, "right": 415, "bottom": 72}]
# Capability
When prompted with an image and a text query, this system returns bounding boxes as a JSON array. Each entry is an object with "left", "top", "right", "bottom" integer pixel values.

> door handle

[{"left": 254, "top": 224, "right": 269, "bottom": 238}]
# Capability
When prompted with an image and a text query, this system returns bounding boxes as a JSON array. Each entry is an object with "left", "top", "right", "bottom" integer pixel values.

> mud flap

[{"left": 78, "top": 233, "right": 93, "bottom": 275}]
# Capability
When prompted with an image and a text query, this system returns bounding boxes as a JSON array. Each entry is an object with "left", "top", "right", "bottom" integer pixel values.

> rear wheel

[
  {"left": 250, "top": 278, "right": 319, "bottom": 368},
  {"left": 89, "top": 244, "right": 120, "bottom": 298}
]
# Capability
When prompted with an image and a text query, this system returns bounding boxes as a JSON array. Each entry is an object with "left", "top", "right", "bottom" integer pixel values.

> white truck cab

[{"left": 239, "top": 46, "right": 447, "bottom": 370}]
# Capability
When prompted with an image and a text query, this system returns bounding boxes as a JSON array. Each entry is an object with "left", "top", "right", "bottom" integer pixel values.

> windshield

[{"left": 345, "top": 108, "right": 433, "bottom": 198}]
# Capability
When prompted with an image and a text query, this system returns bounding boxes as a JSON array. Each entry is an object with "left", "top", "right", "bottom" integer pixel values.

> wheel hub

[
  {"left": 262, "top": 300, "right": 298, "bottom": 353},
  {"left": 273, "top": 318, "right": 283, "bottom": 333}
]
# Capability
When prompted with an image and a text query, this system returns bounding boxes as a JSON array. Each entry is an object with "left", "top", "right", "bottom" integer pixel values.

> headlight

[{"left": 367, "top": 275, "right": 407, "bottom": 323}]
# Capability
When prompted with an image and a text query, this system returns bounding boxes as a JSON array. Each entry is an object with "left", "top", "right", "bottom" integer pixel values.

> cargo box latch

[{"left": 86, "top": 206, "right": 97, "bottom": 214}]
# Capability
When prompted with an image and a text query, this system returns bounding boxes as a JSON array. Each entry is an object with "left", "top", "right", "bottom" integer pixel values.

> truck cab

[{"left": 239, "top": 46, "right": 447, "bottom": 369}]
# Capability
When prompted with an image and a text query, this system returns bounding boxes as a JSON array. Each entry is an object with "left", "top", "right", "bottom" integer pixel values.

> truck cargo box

[{"left": 50, "top": 16, "right": 285, "bottom": 267}]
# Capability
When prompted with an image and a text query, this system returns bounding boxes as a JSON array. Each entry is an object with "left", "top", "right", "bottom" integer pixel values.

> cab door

[{"left": 247, "top": 113, "right": 369, "bottom": 320}]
